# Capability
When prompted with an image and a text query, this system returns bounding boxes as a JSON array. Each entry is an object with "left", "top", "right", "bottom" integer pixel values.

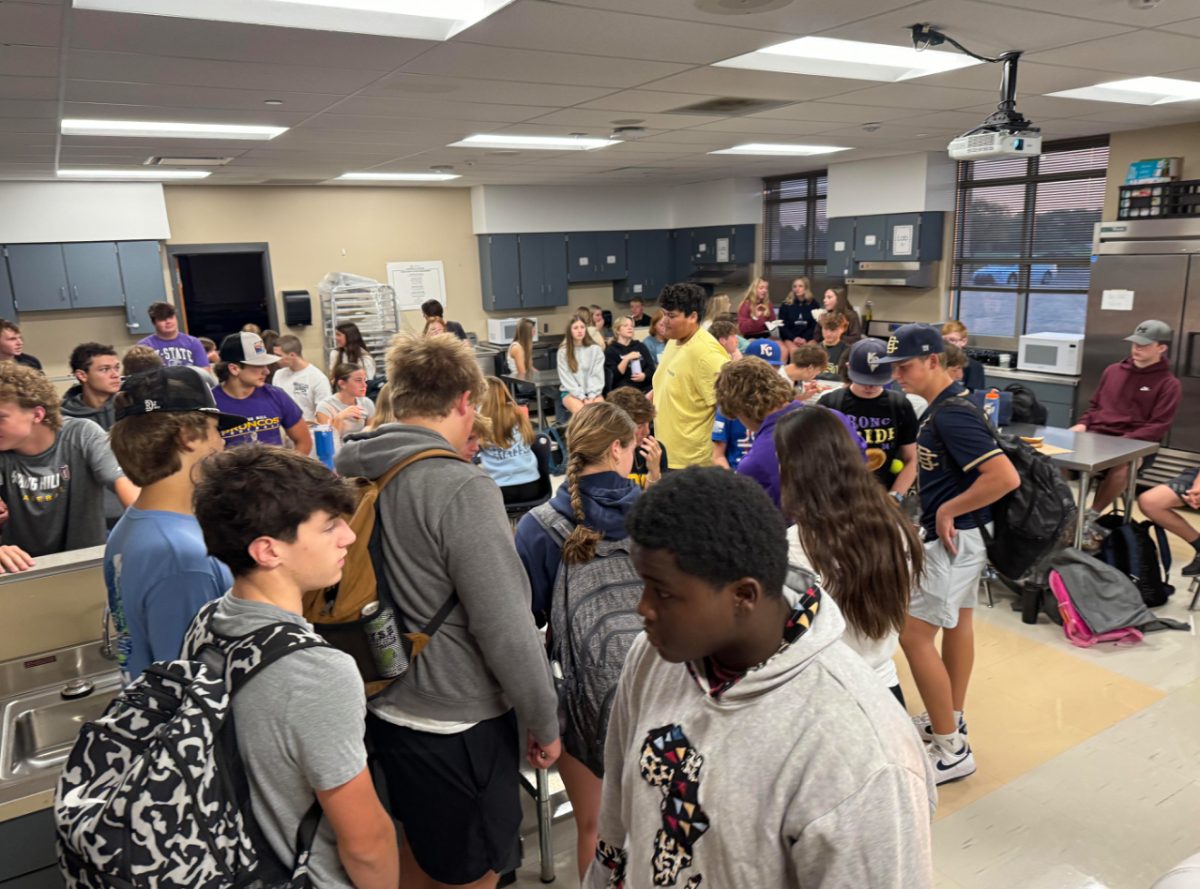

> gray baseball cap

[{"left": 1124, "top": 319, "right": 1172, "bottom": 345}]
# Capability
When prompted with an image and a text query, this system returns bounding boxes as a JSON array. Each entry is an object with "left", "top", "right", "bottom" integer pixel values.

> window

[
  {"left": 952, "top": 139, "right": 1108, "bottom": 340},
  {"left": 762, "top": 172, "right": 827, "bottom": 292}
]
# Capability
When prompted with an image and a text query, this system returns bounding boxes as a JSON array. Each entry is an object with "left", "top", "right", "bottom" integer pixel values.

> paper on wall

[
  {"left": 715, "top": 237, "right": 730, "bottom": 262},
  {"left": 892, "top": 224, "right": 914, "bottom": 257},
  {"left": 387, "top": 260, "right": 446, "bottom": 313},
  {"left": 1101, "top": 289, "right": 1135, "bottom": 311}
]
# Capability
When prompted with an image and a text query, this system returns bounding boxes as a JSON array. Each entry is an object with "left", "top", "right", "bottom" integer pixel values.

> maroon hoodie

[{"left": 1077, "top": 357, "right": 1181, "bottom": 442}]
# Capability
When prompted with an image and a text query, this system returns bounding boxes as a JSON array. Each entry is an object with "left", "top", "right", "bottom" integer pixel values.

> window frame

[
  {"left": 951, "top": 136, "right": 1109, "bottom": 349},
  {"left": 762, "top": 171, "right": 828, "bottom": 290}
]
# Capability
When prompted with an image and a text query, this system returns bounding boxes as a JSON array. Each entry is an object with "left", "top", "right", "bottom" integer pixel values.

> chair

[{"left": 504, "top": 434, "right": 554, "bottom": 529}]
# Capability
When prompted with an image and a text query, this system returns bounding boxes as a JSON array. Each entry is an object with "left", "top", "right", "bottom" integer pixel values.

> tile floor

[{"left": 511, "top": 511, "right": 1200, "bottom": 888}]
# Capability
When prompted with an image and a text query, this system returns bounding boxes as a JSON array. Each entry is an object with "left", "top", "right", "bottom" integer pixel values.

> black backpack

[
  {"left": 1005, "top": 383, "right": 1048, "bottom": 425},
  {"left": 1096, "top": 514, "right": 1175, "bottom": 607},
  {"left": 928, "top": 398, "right": 1076, "bottom": 580}
]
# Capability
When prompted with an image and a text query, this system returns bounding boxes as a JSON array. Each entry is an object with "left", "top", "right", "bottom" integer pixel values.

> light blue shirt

[
  {"left": 479, "top": 424, "right": 539, "bottom": 488},
  {"left": 105, "top": 507, "right": 233, "bottom": 682}
]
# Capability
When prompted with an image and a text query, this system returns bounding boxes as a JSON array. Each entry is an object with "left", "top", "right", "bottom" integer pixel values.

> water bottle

[
  {"left": 983, "top": 388, "right": 1000, "bottom": 428},
  {"left": 863, "top": 299, "right": 874, "bottom": 323},
  {"left": 313, "top": 424, "right": 336, "bottom": 470},
  {"left": 630, "top": 357, "right": 643, "bottom": 376}
]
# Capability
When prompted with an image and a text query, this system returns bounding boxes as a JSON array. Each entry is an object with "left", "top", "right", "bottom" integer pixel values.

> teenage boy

[
  {"left": 708, "top": 319, "right": 742, "bottom": 361},
  {"left": 0, "top": 320, "right": 41, "bottom": 371},
  {"left": 819, "top": 339, "right": 918, "bottom": 497},
  {"left": 818, "top": 312, "right": 850, "bottom": 379},
  {"left": 606, "top": 386, "right": 667, "bottom": 488},
  {"left": 212, "top": 332, "right": 312, "bottom": 454},
  {"left": 0, "top": 363, "right": 137, "bottom": 568},
  {"left": 105, "top": 368, "right": 241, "bottom": 681},
  {"left": 137, "top": 302, "right": 211, "bottom": 369},
  {"left": 1139, "top": 470, "right": 1200, "bottom": 575},
  {"left": 652, "top": 283, "right": 730, "bottom": 469},
  {"left": 628, "top": 297, "right": 651, "bottom": 328},
  {"left": 420, "top": 298, "right": 468, "bottom": 340},
  {"left": 192, "top": 445, "right": 399, "bottom": 889},
  {"left": 1071, "top": 319, "right": 1181, "bottom": 517},
  {"left": 272, "top": 334, "right": 332, "bottom": 425},
  {"left": 63, "top": 343, "right": 121, "bottom": 431},
  {"left": 878, "top": 323, "right": 1020, "bottom": 785},
  {"left": 941, "top": 321, "right": 986, "bottom": 393},
  {"left": 336, "top": 332, "right": 560, "bottom": 889},
  {"left": 783, "top": 343, "right": 829, "bottom": 402},
  {"left": 587, "top": 468, "right": 935, "bottom": 889}
]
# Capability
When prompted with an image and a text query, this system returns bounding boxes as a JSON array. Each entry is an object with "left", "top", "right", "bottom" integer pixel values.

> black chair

[{"left": 505, "top": 434, "right": 554, "bottom": 529}]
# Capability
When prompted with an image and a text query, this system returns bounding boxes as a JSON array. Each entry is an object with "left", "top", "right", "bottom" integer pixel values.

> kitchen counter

[{"left": 982, "top": 366, "right": 1080, "bottom": 387}]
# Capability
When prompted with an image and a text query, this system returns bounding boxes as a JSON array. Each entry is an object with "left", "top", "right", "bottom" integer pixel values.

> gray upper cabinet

[
  {"left": 0, "top": 254, "right": 16, "bottom": 321},
  {"left": 117, "top": 241, "right": 167, "bottom": 334},
  {"left": 853, "top": 216, "right": 888, "bottom": 262},
  {"left": 63, "top": 242, "right": 125, "bottom": 309},
  {"left": 6, "top": 244, "right": 71, "bottom": 311}
]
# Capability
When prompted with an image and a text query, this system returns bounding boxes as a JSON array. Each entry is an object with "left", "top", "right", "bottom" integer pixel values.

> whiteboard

[{"left": 387, "top": 261, "right": 446, "bottom": 314}]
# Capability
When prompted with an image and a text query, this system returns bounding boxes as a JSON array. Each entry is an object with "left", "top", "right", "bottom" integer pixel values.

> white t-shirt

[
  {"left": 273, "top": 363, "right": 332, "bottom": 424},
  {"left": 327, "top": 349, "right": 377, "bottom": 381}
]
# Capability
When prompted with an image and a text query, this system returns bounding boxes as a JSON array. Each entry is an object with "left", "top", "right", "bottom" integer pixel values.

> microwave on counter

[
  {"left": 487, "top": 317, "right": 538, "bottom": 346},
  {"left": 1017, "top": 332, "right": 1084, "bottom": 376}
]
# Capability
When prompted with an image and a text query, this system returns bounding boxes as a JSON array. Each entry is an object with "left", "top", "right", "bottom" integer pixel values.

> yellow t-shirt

[{"left": 652, "top": 328, "right": 730, "bottom": 469}]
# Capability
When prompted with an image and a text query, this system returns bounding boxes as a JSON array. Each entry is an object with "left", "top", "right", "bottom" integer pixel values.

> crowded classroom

[{"left": 2, "top": 2, "right": 1200, "bottom": 888}]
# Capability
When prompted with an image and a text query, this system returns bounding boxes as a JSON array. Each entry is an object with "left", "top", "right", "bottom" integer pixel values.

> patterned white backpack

[{"left": 55, "top": 599, "right": 327, "bottom": 888}]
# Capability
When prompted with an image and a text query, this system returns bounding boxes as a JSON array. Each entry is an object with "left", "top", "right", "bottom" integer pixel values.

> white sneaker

[
  {"left": 927, "top": 739, "right": 976, "bottom": 785},
  {"left": 912, "top": 711, "right": 967, "bottom": 743}
]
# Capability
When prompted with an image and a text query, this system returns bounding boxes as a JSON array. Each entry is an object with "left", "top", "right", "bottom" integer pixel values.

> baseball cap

[
  {"left": 847, "top": 338, "right": 893, "bottom": 386},
  {"left": 115, "top": 367, "right": 245, "bottom": 431},
  {"left": 744, "top": 339, "right": 783, "bottom": 366},
  {"left": 218, "top": 331, "right": 278, "bottom": 366},
  {"left": 1124, "top": 319, "right": 1172, "bottom": 345},
  {"left": 875, "top": 323, "right": 944, "bottom": 364}
]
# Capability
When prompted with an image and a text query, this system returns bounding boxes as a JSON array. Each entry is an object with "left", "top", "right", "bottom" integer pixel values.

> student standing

[
  {"left": 105, "top": 368, "right": 240, "bottom": 682},
  {"left": 212, "top": 332, "right": 312, "bottom": 454},
  {"left": 604, "top": 316, "right": 655, "bottom": 394},
  {"left": 0, "top": 320, "right": 42, "bottom": 371},
  {"left": 782, "top": 343, "right": 830, "bottom": 402},
  {"left": 559, "top": 318, "right": 606, "bottom": 415},
  {"left": 476, "top": 376, "right": 541, "bottom": 503},
  {"left": 62, "top": 343, "right": 121, "bottom": 431},
  {"left": 328, "top": 322, "right": 377, "bottom": 380},
  {"left": 315, "top": 363, "right": 375, "bottom": 449},
  {"left": 191, "top": 446, "right": 399, "bottom": 889},
  {"left": 818, "top": 312, "right": 852, "bottom": 379},
  {"left": 272, "top": 334, "right": 331, "bottom": 424},
  {"left": 421, "top": 298, "right": 468, "bottom": 340},
  {"left": 137, "top": 302, "right": 211, "bottom": 369},
  {"left": 586, "top": 468, "right": 935, "bottom": 889},
  {"left": 878, "top": 323, "right": 1020, "bottom": 785},
  {"left": 736, "top": 277, "right": 775, "bottom": 338}
]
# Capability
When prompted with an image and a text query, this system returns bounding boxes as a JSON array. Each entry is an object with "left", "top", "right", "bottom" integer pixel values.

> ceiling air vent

[
  {"left": 665, "top": 97, "right": 791, "bottom": 116},
  {"left": 146, "top": 156, "right": 233, "bottom": 166}
]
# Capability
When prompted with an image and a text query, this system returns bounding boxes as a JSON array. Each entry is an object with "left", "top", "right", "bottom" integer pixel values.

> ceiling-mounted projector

[{"left": 948, "top": 130, "right": 1042, "bottom": 160}]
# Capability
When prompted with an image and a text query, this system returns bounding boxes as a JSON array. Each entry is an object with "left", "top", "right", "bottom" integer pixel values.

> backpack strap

[
  {"left": 1152, "top": 522, "right": 1172, "bottom": 575},
  {"left": 922, "top": 395, "right": 998, "bottom": 539}
]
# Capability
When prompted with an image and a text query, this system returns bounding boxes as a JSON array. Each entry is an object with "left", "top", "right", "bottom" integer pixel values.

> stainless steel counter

[{"left": 982, "top": 366, "right": 1080, "bottom": 387}]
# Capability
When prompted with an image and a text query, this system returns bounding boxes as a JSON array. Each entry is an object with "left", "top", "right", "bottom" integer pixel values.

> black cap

[
  {"left": 847, "top": 338, "right": 893, "bottom": 385},
  {"left": 875, "top": 323, "right": 945, "bottom": 364},
  {"left": 115, "top": 367, "right": 244, "bottom": 431}
]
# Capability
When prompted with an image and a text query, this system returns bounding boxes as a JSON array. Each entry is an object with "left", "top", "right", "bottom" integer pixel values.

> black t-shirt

[
  {"left": 604, "top": 340, "right": 655, "bottom": 393},
  {"left": 819, "top": 387, "right": 917, "bottom": 487},
  {"left": 630, "top": 314, "right": 651, "bottom": 328},
  {"left": 13, "top": 353, "right": 42, "bottom": 372},
  {"left": 818, "top": 341, "right": 848, "bottom": 380},
  {"left": 445, "top": 320, "right": 468, "bottom": 341}
]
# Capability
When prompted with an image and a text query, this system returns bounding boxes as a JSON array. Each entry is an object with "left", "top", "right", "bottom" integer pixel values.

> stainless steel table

[
  {"left": 501, "top": 369, "right": 560, "bottom": 430},
  {"left": 1004, "top": 424, "right": 1159, "bottom": 548}
]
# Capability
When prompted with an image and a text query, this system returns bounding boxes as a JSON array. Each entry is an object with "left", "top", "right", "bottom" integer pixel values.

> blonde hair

[
  {"left": 784, "top": 276, "right": 811, "bottom": 306},
  {"left": 386, "top": 332, "right": 483, "bottom": 420},
  {"left": 0, "top": 362, "right": 62, "bottom": 432},
  {"left": 368, "top": 383, "right": 395, "bottom": 428},
  {"left": 704, "top": 294, "right": 731, "bottom": 324},
  {"left": 478, "top": 376, "right": 534, "bottom": 450},
  {"left": 737, "top": 277, "right": 770, "bottom": 312},
  {"left": 611, "top": 315, "right": 635, "bottom": 338},
  {"left": 562, "top": 402, "right": 636, "bottom": 565}
]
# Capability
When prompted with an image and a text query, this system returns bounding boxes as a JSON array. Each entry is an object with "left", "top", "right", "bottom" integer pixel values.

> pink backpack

[{"left": 1048, "top": 570, "right": 1143, "bottom": 648}]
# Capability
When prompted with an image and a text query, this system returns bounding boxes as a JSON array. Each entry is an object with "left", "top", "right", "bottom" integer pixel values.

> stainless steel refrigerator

[{"left": 1085, "top": 219, "right": 1200, "bottom": 463}]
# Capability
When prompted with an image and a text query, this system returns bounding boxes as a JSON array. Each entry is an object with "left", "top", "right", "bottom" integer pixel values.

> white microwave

[
  {"left": 1018, "top": 332, "right": 1085, "bottom": 376},
  {"left": 487, "top": 317, "right": 538, "bottom": 346}
]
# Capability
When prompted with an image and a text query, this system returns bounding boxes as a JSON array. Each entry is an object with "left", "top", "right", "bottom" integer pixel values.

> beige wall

[{"left": 1105, "top": 122, "right": 1200, "bottom": 220}]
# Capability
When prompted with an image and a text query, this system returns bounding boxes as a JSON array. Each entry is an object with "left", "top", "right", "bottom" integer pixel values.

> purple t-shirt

[
  {"left": 736, "top": 402, "right": 868, "bottom": 507},
  {"left": 210, "top": 384, "right": 302, "bottom": 448},
  {"left": 137, "top": 333, "right": 210, "bottom": 368}
]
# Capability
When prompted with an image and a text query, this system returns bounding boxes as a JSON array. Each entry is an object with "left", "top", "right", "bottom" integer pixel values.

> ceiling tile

[
  {"left": 364, "top": 73, "right": 612, "bottom": 107},
  {"left": 0, "top": 2, "right": 62, "bottom": 46},
  {"left": 0, "top": 77, "right": 58, "bottom": 100},
  {"left": 525, "top": 108, "right": 725, "bottom": 129},
  {"left": 62, "top": 99, "right": 311, "bottom": 127},
  {"left": 401, "top": 43, "right": 692, "bottom": 88},
  {"left": 65, "top": 80, "right": 343, "bottom": 114},
  {"left": 0, "top": 117, "right": 56, "bottom": 134},
  {"left": 686, "top": 117, "right": 846, "bottom": 136},
  {"left": 1025, "top": 30, "right": 1200, "bottom": 75},
  {"left": 573, "top": 89, "right": 723, "bottom": 113},
  {"left": 0, "top": 99, "right": 58, "bottom": 119},
  {"left": 987, "top": 0, "right": 1198, "bottom": 27},
  {"left": 551, "top": 0, "right": 919, "bottom": 36},
  {"left": 917, "top": 61, "right": 1121, "bottom": 96},
  {"left": 749, "top": 102, "right": 914, "bottom": 123},
  {"left": 1170, "top": 18, "right": 1200, "bottom": 37},
  {"left": 301, "top": 113, "right": 529, "bottom": 135},
  {"left": 324, "top": 95, "right": 554, "bottom": 122},
  {"left": 831, "top": 83, "right": 997, "bottom": 111},
  {"left": 0, "top": 46, "right": 59, "bottom": 78},
  {"left": 633, "top": 67, "right": 874, "bottom": 102}
]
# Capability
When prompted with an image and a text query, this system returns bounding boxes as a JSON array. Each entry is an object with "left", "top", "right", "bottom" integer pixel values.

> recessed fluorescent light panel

[
  {"left": 448, "top": 134, "right": 620, "bottom": 151},
  {"left": 62, "top": 119, "right": 287, "bottom": 140},
  {"left": 1046, "top": 77, "right": 1200, "bottom": 106},
  {"left": 336, "top": 172, "right": 461, "bottom": 181},
  {"left": 57, "top": 169, "right": 211, "bottom": 179},
  {"left": 70, "top": 0, "right": 517, "bottom": 41},
  {"left": 714, "top": 36, "right": 982, "bottom": 82},
  {"left": 710, "top": 143, "right": 851, "bottom": 156}
]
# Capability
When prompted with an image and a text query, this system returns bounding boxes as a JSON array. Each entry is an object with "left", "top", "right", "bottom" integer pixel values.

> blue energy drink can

[{"left": 313, "top": 425, "right": 336, "bottom": 470}]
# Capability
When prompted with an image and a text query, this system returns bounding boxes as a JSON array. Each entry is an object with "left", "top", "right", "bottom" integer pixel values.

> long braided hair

[{"left": 561, "top": 402, "right": 636, "bottom": 566}]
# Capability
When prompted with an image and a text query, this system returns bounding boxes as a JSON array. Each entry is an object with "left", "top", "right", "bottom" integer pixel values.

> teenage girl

[
  {"left": 476, "top": 377, "right": 542, "bottom": 503},
  {"left": 507, "top": 318, "right": 536, "bottom": 375},
  {"left": 557, "top": 317, "right": 605, "bottom": 414},
  {"left": 778, "top": 276, "right": 819, "bottom": 358},
  {"left": 314, "top": 363, "right": 376, "bottom": 448},
  {"left": 775, "top": 405, "right": 924, "bottom": 706},
  {"left": 604, "top": 316, "right": 655, "bottom": 394},
  {"left": 328, "top": 322, "right": 377, "bottom": 380},
  {"left": 819, "top": 286, "right": 864, "bottom": 342},
  {"left": 702, "top": 294, "right": 731, "bottom": 330},
  {"left": 737, "top": 277, "right": 776, "bottom": 338},
  {"left": 645, "top": 310, "right": 669, "bottom": 364},
  {"left": 513, "top": 402, "right": 641, "bottom": 881}
]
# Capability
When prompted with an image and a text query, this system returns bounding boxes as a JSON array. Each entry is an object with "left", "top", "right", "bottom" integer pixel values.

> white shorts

[{"left": 910, "top": 527, "right": 988, "bottom": 629}]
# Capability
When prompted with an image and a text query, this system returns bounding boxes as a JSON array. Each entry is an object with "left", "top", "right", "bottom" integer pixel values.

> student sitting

[
  {"left": 137, "top": 302, "right": 210, "bottom": 370},
  {"left": 272, "top": 334, "right": 332, "bottom": 425},
  {"left": 778, "top": 277, "right": 819, "bottom": 357},
  {"left": 782, "top": 343, "right": 829, "bottom": 403},
  {"left": 590, "top": 305, "right": 612, "bottom": 342},
  {"left": 777, "top": 405, "right": 924, "bottom": 704},
  {"left": 515, "top": 402, "right": 642, "bottom": 880},
  {"left": 736, "top": 278, "right": 776, "bottom": 339},
  {"left": 604, "top": 315, "right": 655, "bottom": 394},
  {"left": 0, "top": 319, "right": 41, "bottom": 371},
  {"left": 941, "top": 321, "right": 986, "bottom": 392},
  {"left": 0, "top": 364, "right": 137, "bottom": 571},
  {"left": 586, "top": 468, "right": 935, "bottom": 889},
  {"left": 644, "top": 310, "right": 669, "bottom": 364},
  {"left": 421, "top": 298, "right": 468, "bottom": 340},
  {"left": 708, "top": 319, "right": 742, "bottom": 361},
  {"left": 817, "top": 312, "right": 851, "bottom": 380},
  {"left": 1138, "top": 469, "right": 1200, "bottom": 576},
  {"left": 559, "top": 317, "right": 606, "bottom": 415},
  {"left": 122, "top": 345, "right": 164, "bottom": 377},
  {"left": 315, "top": 363, "right": 376, "bottom": 449},
  {"left": 213, "top": 332, "right": 313, "bottom": 454},
  {"left": 476, "top": 376, "right": 541, "bottom": 502},
  {"left": 328, "top": 321, "right": 377, "bottom": 380},
  {"left": 628, "top": 297, "right": 652, "bottom": 328},
  {"left": 819, "top": 286, "right": 864, "bottom": 342},
  {"left": 191, "top": 445, "right": 399, "bottom": 888},
  {"left": 606, "top": 386, "right": 666, "bottom": 488},
  {"left": 105, "top": 368, "right": 239, "bottom": 682},
  {"left": 942, "top": 344, "right": 971, "bottom": 392},
  {"left": 199, "top": 337, "right": 219, "bottom": 366},
  {"left": 507, "top": 317, "right": 537, "bottom": 375}
]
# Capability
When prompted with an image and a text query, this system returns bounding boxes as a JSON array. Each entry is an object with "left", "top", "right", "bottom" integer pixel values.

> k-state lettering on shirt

[
  {"left": 210, "top": 384, "right": 302, "bottom": 448},
  {"left": 137, "top": 333, "right": 210, "bottom": 368}
]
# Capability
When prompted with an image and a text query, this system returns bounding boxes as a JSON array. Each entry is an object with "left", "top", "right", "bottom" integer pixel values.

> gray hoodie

[
  {"left": 585, "top": 578, "right": 936, "bottom": 889},
  {"left": 61, "top": 384, "right": 116, "bottom": 431},
  {"left": 336, "top": 423, "right": 559, "bottom": 743}
]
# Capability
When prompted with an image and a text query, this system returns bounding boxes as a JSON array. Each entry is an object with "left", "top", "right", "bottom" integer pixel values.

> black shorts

[
  {"left": 368, "top": 710, "right": 521, "bottom": 884},
  {"left": 1167, "top": 467, "right": 1199, "bottom": 502}
]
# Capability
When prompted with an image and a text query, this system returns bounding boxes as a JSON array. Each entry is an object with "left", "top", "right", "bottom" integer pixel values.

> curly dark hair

[
  {"left": 657, "top": 283, "right": 706, "bottom": 319},
  {"left": 626, "top": 467, "right": 787, "bottom": 596},
  {"left": 69, "top": 342, "right": 117, "bottom": 374},
  {"left": 714, "top": 357, "right": 794, "bottom": 426}
]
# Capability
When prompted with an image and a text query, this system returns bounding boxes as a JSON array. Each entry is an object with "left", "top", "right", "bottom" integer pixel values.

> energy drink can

[
  {"left": 313, "top": 425, "right": 336, "bottom": 470},
  {"left": 361, "top": 601, "right": 406, "bottom": 678}
]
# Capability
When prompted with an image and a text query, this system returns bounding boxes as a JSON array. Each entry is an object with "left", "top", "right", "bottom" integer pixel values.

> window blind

[{"left": 763, "top": 172, "right": 828, "bottom": 290}]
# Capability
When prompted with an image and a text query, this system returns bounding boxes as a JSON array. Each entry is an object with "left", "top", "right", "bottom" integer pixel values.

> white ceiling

[{"left": 2, "top": 0, "right": 1200, "bottom": 187}]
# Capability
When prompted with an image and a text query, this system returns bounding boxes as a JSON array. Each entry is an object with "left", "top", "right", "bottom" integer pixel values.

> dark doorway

[{"left": 167, "top": 243, "right": 277, "bottom": 342}]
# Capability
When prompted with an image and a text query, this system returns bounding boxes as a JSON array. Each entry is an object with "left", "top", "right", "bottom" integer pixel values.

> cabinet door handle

[
  {"left": 72, "top": 285, "right": 79, "bottom": 300},
  {"left": 59, "top": 286, "right": 66, "bottom": 302}
]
